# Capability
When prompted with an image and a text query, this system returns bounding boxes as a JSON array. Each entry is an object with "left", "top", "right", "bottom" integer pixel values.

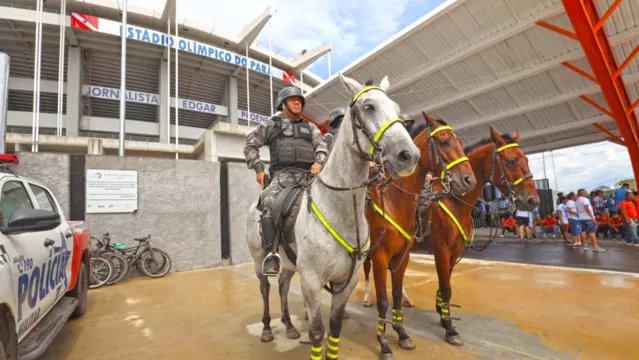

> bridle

[
  {"left": 427, "top": 125, "right": 469, "bottom": 192},
  {"left": 490, "top": 142, "right": 534, "bottom": 206}
]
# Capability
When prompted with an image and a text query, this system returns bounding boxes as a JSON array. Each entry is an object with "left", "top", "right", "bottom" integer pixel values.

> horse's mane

[
  {"left": 464, "top": 133, "right": 515, "bottom": 153},
  {"left": 409, "top": 118, "right": 449, "bottom": 139},
  {"left": 365, "top": 79, "right": 374, "bottom": 86}
]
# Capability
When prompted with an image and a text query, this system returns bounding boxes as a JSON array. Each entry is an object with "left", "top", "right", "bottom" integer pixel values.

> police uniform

[
  {"left": 243, "top": 86, "right": 327, "bottom": 275},
  {"left": 324, "top": 107, "right": 345, "bottom": 154}
]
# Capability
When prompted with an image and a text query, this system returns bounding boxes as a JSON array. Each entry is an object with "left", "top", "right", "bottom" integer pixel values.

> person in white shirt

[
  {"left": 565, "top": 192, "right": 581, "bottom": 247},
  {"left": 515, "top": 209, "right": 532, "bottom": 241},
  {"left": 556, "top": 196, "right": 570, "bottom": 245},
  {"left": 576, "top": 188, "right": 606, "bottom": 252}
]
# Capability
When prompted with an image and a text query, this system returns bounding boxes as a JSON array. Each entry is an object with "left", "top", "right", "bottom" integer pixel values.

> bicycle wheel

[
  {"left": 89, "top": 256, "right": 113, "bottom": 289},
  {"left": 139, "top": 249, "right": 172, "bottom": 278},
  {"left": 103, "top": 252, "right": 129, "bottom": 285}
]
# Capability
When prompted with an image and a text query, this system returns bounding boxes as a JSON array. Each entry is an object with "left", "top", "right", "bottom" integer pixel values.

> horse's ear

[
  {"left": 339, "top": 73, "right": 363, "bottom": 96},
  {"left": 511, "top": 130, "right": 520, "bottom": 142},
  {"left": 490, "top": 126, "right": 506, "bottom": 145},
  {"left": 380, "top": 75, "right": 390, "bottom": 92},
  {"left": 422, "top": 111, "right": 436, "bottom": 129}
]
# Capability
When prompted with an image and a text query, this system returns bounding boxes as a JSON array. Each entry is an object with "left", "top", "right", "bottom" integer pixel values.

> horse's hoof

[
  {"left": 398, "top": 338, "right": 416, "bottom": 350},
  {"left": 286, "top": 327, "right": 301, "bottom": 339},
  {"left": 261, "top": 329, "right": 274, "bottom": 343},
  {"left": 378, "top": 352, "right": 394, "bottom": 360},
  {"left": 343, "top": 311, "right": 350, "bottom": 319},
  {"left": 362, "top": 299, "right": 373, "bottom": 308},
  {"left": 445, "top": 334, "right": 463, "bottom": 347}
]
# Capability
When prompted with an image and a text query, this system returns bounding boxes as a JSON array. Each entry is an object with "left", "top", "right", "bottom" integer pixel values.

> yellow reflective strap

[
  {"left": 430, "top": 125, "right": 452, "bottom": 137},
  {"left": 311, "top": 345, "right": 323, "bottom": 352},
  {"left": 327, "top": 343, "right": 339, "bottom": 351},
  {"left": 513, "top": 177, "right": 524, "bottom": 186},
  {"left": 328, "top": 335, "right": 340, "bottom": 343},
  {"left": 440, "top": 156, "right": 470, "bottom": 179},
  {"left": 311, "top": 202, "right": 355, "bottom": 253},
  {"left": 311, "top": 355, "right": 322, "bottom": 360},
  {"left": 371, "top": 202, "right": 412, "bottom": 240},
  {"left": 311, "top": 201, "right": 370, "bottom": 255},
  {"left": 378, "top": 324, "right": 384, "bottom": 330},
  {"left": 438, "top": 201, "right": 468, "bottom": 242},
  {"left": 326, "top": 352, "right": 338, "bottom": 359},
  {"left": 446, "top": 156, "right": 469, "bottom": 171},
  {"left": 369, "top": 118, "right": 402, "bottom": 154},
  {"left": 352, "top": 86, "right": 383, "bottom": 103},
  {"left": 497, "top": 143, "right": 519, "bottom": 152}
]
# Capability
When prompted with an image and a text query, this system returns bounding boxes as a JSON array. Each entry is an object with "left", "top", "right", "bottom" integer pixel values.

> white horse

[{"left": 246, "top": 74, "right": 420, "bottom": 359}]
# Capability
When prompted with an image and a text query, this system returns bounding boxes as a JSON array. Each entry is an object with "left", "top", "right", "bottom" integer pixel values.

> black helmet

[
  {"left": 399, "top": 113, "right": 414, "bottom": 123},
  {"left": 276, "top": 86, "right": 305, "bottom": 111},
  {"left": 328, "top": 107, "right": 345, "bottom": 124}
]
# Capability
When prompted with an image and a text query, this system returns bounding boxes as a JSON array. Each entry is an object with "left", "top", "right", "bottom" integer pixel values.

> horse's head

[
  {"left": 416, "top": 113, "right": 476, "bottom": 194},
  {"left": 490, "top": 128, "right": 540, "bottom": 210},
  {"left": 339, "top": 74, "right": 419, "bottom": 177}
]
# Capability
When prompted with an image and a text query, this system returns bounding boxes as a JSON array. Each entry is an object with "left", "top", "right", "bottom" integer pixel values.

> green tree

[{"left": 616, "top": 178, "right": 636, "bottom": 189}]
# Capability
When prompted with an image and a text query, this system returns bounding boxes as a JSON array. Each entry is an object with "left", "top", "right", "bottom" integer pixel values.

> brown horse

[
  {"left": 365, "top": 113, "right": 476, "bottom": 359},
  {"left": 426, "top": 128, "right": 540, "bottom": 346}
]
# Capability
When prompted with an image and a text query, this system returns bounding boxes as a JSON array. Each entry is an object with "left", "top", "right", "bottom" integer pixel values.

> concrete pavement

[{"left": 43, "top": 255, "right": 639, "bottom": 359}]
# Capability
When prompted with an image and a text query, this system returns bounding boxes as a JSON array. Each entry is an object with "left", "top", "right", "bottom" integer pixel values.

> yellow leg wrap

[
  {"left": 377, "top": 317, "right": 386, "bottom": 337},
  {"left": 326, "top": 336, "right": 339, "bottom": 359},
  {"left": 440, "top": 302, "right": 450, "bottom": 320},
  {"left": 310, "top": 345, "right": 323, "bottom": 360},
  {"left": 391, "top": 309, "right": 404, "bottom": 325}
]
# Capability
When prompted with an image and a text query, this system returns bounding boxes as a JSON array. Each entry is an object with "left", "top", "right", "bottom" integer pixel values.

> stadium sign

[{"left": 71, "top": 13, "right": 285, "bottom": 80}]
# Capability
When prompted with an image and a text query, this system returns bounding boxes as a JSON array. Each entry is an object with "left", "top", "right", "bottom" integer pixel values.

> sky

[{"left": 127, "top": 0, "right": 635, "bottom": 192}]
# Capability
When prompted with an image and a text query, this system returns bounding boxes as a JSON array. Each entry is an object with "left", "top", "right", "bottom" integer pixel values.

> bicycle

[
  {"left": 88, "top": 256, "right": 113, "bottom": 289},
  {"left": 97, "top": 233, "right": 172, "bottom": 278},
  {"left": 92, "top": 236, "right": 129, "bottom": 285}
]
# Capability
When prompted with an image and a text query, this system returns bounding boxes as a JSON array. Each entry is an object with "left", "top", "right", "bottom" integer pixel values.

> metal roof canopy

[{"left": 304, "top": 0, "right": 639, "bottom": 156}]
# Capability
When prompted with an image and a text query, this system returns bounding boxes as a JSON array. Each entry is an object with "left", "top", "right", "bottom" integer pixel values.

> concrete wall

[
  {"left": 14, "top": 152, "right": 70, "bottom": 219},
  {"left": 227, "top": 162, "right": 264, "bottom": 264},
  {"left": 84, "top": 156, "right": 221, "bottom": 272}
]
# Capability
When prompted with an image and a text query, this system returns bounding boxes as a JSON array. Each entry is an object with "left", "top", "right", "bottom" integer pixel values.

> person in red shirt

[
  {"left": 501, "top": 216, "right": 517, "bottom": 237},
  {"left": 596, "top": 212, "right": 610, "bottom": 239},
  {"left": 609, "top": 211, "right": 623, "bottom": 239},
  {"left": 541, "top": 214, "right": 558, "bottom": 238},
  {"left": 619, "top": 192, "right": 639, "bottom": 246}
]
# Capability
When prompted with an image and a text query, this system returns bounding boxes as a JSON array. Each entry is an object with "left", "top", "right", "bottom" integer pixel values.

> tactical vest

[{"left": 267, "top": 118, "right": 315, "bottom": 173}]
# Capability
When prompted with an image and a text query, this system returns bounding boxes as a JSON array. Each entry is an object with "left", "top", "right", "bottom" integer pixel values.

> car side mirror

[{"left": 0, "top": 208, "right": 61, "bottom": 235}]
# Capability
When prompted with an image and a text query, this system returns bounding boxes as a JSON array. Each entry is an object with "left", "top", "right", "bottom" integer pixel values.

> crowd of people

[{"left": 476, "top": 182, "right": 639, "bottom": 252}]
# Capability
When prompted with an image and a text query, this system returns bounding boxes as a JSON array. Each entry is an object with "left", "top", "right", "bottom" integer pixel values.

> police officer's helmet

[
  {"left": 399, "top": 113, "right": 414, "bottom": 123},
  {"left": 328, "top": 107, "right": 345, "bottom": 124},
  {"left": 276, "top": 86, "right": 305, "bottom": 111}
]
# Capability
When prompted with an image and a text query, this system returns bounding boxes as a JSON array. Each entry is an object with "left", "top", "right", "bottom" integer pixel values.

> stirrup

[{"left": 262, "top": 252, "right": 282, "bottom": 277}]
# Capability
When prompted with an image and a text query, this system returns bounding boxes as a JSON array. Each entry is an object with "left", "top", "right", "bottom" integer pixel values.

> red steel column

[{"left": 561, "top": 0, "right": 639, "bottom": 182}]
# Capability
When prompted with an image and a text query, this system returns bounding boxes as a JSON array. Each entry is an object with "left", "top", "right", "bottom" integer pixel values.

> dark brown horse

[
  {"left": 426, "top": 128, "right": 540, "bottom": 346},
  {"left": 365, "top": 113, "right": 477, "bottom": 359}
]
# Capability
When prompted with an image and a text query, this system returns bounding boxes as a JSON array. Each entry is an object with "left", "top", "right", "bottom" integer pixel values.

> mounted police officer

[
  {"left": 324, "top": 107, "right": 345, "bottom": 153},
  {"left": 400, "top": 113, "right": 415, "bottom": 133},
  {"left": 244, "top": 86, "right": 328, "bottom": 276}
]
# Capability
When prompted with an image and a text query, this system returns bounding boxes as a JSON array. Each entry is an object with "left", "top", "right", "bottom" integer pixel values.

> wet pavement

[{"left": 43, "top": 256, "right": 639, "bottom": 360}]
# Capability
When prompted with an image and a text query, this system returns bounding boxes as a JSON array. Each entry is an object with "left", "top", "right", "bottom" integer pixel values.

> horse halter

[
  {"left": 348, "top": 86, "right": 403, "bottom": 163},
  {"left": 428, "top": 125, "right": 469, "bottom": 188},
  {"left": 491, "top": 143, "right": 534, "bottom": 201}
]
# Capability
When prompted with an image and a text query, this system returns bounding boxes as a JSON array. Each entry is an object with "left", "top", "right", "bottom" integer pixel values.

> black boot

[{"left": 260, "top": 217, "right": 280, "bottom": 276}]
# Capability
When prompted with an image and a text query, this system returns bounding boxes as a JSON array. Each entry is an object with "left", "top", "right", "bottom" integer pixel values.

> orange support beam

[
  {"left": 593, "top": 122, "right": 624, "bottom": 145},
  {"left": 562, "top": 61, "right": 598, "bottom": 83},
  {"left": 629, "top": 98, "right": 639, "bottom": 116},
  {"left": 535, "top": 21, "right": 578, "bottom": 40},
  {"left": 614, "top": 44, "right": 639, "bottom": 79},
  {"left": 562, "top": 0, "right": 639, "bottom": 182},
  {"left": 594, "top": 0, "right": 623, "bottom": 32},
  {"left": 580, "top": 95, "right": 613, "bottom": 117}
]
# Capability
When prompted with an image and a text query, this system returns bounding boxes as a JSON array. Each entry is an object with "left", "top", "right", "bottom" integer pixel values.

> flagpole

[
  {"left": 268, "top": 32, "right": 273, "bottom": 115},
  {"left": 119, "top": 0, "right": 128, "bottom": 156},
  {"left": 167, "top": 17, "right": 171, "bottom": 144},
  {"left": 32, "top": 0, "right": 43, "bottom": 152},
  {"left": 56, "top": 0, "right": 66, "bottom": 136},
  {"left": 246, "top": 43, "right": 250, "bottom": 125},
  {"left": 174, "top": 1, "right": 179, "bottom": 159}
]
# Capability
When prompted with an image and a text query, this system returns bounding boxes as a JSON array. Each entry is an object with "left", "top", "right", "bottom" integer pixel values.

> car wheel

[
  {"left": 0, "top": 307, "right": 18, "bottom": 360},
  {"left": 68, "top": 262, "right": 89, "bottom": 318}
]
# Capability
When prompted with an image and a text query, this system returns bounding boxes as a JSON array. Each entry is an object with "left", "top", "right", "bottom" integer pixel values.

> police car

[{"left": 0, "top": 154, "right": 91, "bottom": 360}]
